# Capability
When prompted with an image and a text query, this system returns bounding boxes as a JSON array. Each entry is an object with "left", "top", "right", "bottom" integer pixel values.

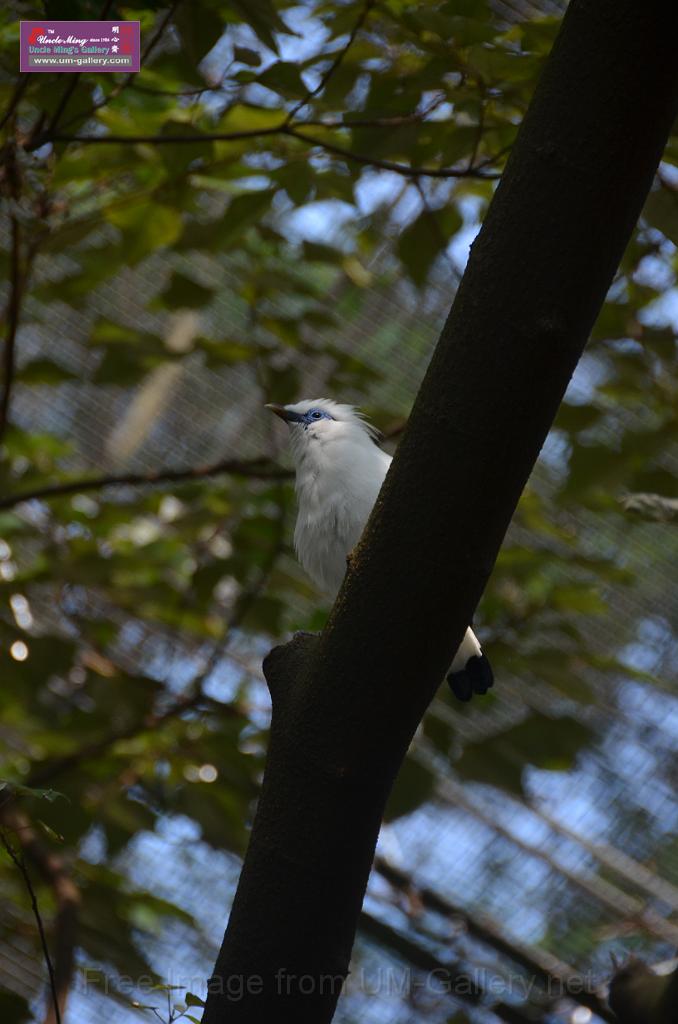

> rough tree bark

[{"left": 202, "top": 2, "right": 678, "bottom": 1021}]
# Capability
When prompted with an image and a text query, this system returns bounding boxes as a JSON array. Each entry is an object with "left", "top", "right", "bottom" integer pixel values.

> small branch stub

[{"left": 262, "top": 632, "right": 321, "bottom": 712}]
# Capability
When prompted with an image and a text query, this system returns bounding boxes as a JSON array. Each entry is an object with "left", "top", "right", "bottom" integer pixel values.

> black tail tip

[{"left": 447, "top": 654, "right": 494, "bottom": 703}]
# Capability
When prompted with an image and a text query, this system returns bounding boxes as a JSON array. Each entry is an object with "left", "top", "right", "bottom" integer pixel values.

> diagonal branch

[
  {"left": 375, "top": 856, "right": 615, "bottom": 1022},
  {"left": 0, "top": 421, "right": 406, "bottom": 512},
  {"left": 0, "top": 455, "right": 292, "bottom": 511},
  {"left": 32, "top": 121, "right": 504, "bottom": 179},
  {"left": 359, "top": 911, "right": 534, "bottom": 1024},
  {"left": 28, "top": 124, "right": 282, "bottom": 151}
]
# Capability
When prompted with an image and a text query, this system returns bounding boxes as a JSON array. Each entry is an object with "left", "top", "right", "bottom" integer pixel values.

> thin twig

[
  {"left": 287, "top": 125, "right": 502, "bottom": 179},
  {"left": 0, "top": 76, "right": 31, "bottom": 134},
  {"left": 141, "top": 0, "right": 183, "bottom": 65},
  {"left": 0, "top": 146, "right": 51, "bottom": 450},
  {"left": 40, "top": 0, "right": 117, "bottom": 138},
  {"left": 413, "top": 178, "right": 463, "bottom": 284},
  {"left": 285, "top": 0, "right": 375, "bottom": 123},
  {"left": 130, "top": 82, "right": 215, "bottom": 98},
  {"left": 0, "top": 455, "right": 292, "bottom": 511},
  {"left": 0, "top": 828, "right": 62, "bottom": 1024},
  {"left": 43, "top": 77, "right": 82, "bottom": 140},
  {"left": 466, "top": 89, "right": 486, "bottom": 172},
  {"left": 0, "top": 216, "right": 22, "bottom": 447},
  {"left": 299, "top": 95, "right": 447, "bottom": 131},
  {"left": 56, "top": 0, "right": 183, "bottom": 135}
]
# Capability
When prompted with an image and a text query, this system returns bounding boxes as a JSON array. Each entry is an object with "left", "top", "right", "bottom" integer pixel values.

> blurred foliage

[{"left": 1, "top": 1, "right": 678, "bottom": 1022}]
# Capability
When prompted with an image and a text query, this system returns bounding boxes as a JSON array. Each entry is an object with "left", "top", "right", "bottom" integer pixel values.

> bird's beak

[
  {"left": 265, "top": 403, "right": 290, "bottom": 422},
  {"left": 265, "top": 404, "right": 306, "bottom": 425},
  {"left": 266, "top": 401, "right": 307, "bottom": 421}
]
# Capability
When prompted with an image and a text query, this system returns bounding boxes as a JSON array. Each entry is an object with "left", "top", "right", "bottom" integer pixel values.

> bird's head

[{"left": 266, "top": 399, "right": 379, "bottom": 462}]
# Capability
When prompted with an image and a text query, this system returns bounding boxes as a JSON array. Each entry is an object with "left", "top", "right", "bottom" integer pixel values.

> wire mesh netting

[
  {"left": 2, "top": 220, "right": 677, "bottom": 1023},
  {"left": 2, "top": 0, "right": 678, "bottom": 1022}
]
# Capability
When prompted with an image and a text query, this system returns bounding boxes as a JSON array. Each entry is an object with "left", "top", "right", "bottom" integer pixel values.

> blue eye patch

[{"left": 303, "top": 407, "right": 333, "bottom": 423}]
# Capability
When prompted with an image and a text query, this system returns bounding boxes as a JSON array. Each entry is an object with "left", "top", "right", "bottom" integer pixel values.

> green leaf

[
  {"left": 413, "top": 9, "right": 495, "bottom": 46},
  {"left": 0, "top": 990, "right": 31, "bottom": 1024},
  {"left": 218, "top": 103, "right": 286, "bottom": 134},
  {"left": 106, "top": 202, "right": 183, "bottom": 264},
  {"left": 554, "top": 402, "right": 602, "bottom": 434},
  {"left": 16, "top": 359, "right": 78, "bottom": 384},
  {"left": 32, "top": 241, "right": 127, "bottom": 305},
  {"left": 467, "top": 44, "right": 540, "bottom": 86},
  {"left": 0, "top": 781, "right": 67, "bottom": 803},
  {"left": 175, "top": 3, "right": 223, "bottom": 63},
  {"left": 303, "top": 241, "right": 345, "bottom": 264},
  {"left": 234, "top": 46, "right": 261, "bottom": 66},
  {"left": 86, "top": 321, "right": 172, "bottom": 383},
  {"left": 145, "top": 50, "right": 207, "bottom": 88},
  {"left": 643, "top": 187, "right": 678, "bottom": 245},
  {"left": 397, "top": 206, "right": 462, "bottom": 287},
  {"left": 37, "top": 819, "right": 65, "bottom": 842},
  {"left": 196, "top": 338, "right": 255, "bottom": 368},
  {"left": 273, "top": 162, "right": 316, "bottom": 204},
  {"left": 156, "top": 120, "right": 215, "bottom": 176},
  {"left": 219, "top": 189, "right": 276, "bottom": 248},
  {"left": 231, "top": 0, "right": 294, "bottom": 53},
  {"left": 457, "top": 713, "right": 595, "bottom": 794},
  {"left": 185, "top": 992, "right": 206, "bottom": 1007},
  {"left": 258, "top": 61, "right": 307, "bottom": 99},
  {"left": 153, "top": 272, "right": 214, "bottom": 310},
  {"left": 89, "top": 320, "right": 144, "bottom": 347},
  {"left": 564, "top": 442, "right": 626, "bottom": 496},
  {"left": 551, "top": 585, "right": 606, "bottom": 615},
  {"left": 384, "top": 755, "right": 436, "bottom": 820},
  {"left": 4, "top": 426, "right": 73, "bottom": 463}
]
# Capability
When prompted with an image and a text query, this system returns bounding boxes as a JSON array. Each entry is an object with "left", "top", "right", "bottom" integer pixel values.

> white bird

[{"left": 266, "top": 398, "right": 493, "bottom": 701}]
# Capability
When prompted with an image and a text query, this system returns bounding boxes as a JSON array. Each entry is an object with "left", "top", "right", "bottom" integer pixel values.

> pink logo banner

[{"left": 20, "top": 20, "right": 140, "bottom": 73}]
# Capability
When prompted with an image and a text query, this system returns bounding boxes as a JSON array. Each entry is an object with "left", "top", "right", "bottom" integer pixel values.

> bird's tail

[{"left": 447, "top": 627, "right": 494, "bottom": 702}]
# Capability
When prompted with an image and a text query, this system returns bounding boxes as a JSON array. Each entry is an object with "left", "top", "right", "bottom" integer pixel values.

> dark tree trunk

[{"left": 203, "top": 2, "right": 678, "bottom": 1021}]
